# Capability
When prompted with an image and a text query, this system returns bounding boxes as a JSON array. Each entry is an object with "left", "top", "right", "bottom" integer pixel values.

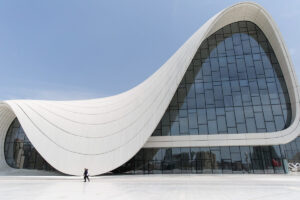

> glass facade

[
  {"left": 4, "top": 118, "right": 55, "bottom": 171},
  {"left": 152, "top": 21, "right": 291, "bottom": 136},
  {"left": 112, "top": 138, "right": 300, "bottom": 174}
]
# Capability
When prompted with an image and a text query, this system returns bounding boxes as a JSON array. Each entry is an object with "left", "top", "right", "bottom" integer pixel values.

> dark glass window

[
  {"left": 114, "top": 136, "right": 300, "bottom": 174},
  {"left": 4, "top": 118, "right": 56, "bottom": 172},
  {"left": 151, "top": 21, "right": 291, "bottom": 136}
]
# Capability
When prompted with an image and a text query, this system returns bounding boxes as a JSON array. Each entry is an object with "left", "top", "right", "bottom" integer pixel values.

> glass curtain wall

[
  {"left": 152, "top": 21, "right": 291, "bottom": 136},
  {"left": 4, "top": 118, "right": 56, "bottom": 171},
  {"left": 112, "top": 137, "right": 300, "bottom": 174}
]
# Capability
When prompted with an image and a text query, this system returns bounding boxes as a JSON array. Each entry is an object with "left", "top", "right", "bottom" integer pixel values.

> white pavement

[{"left": 0, "top": 174, "right": 300, "bottom": 200}]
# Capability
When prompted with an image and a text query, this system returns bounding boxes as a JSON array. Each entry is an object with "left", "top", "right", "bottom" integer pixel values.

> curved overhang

[{"left": 0, "top": 2, "right": 298, "bottom": 175}]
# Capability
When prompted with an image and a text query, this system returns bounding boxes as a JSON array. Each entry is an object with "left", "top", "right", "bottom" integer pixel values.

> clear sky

[{"left": 0, "top": 0, "right": 299, "bottom": 100}]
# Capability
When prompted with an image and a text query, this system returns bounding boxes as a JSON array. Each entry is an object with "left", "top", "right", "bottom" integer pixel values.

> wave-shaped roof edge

[{"left": 0, "top": 2, "right": 299, "bottom": 175}]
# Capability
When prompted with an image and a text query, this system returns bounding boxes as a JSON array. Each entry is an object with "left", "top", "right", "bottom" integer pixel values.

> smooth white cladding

[{"left": 0, "top": 2, "right": 298, "bottom": 176}]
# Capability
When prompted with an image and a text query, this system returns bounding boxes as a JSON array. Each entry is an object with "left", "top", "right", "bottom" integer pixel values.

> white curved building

[{"left": 1, "top": 2, "right": 300, "bottom": 175}]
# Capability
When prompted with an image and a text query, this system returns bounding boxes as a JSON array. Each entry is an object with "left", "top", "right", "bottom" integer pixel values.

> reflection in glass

[
  {"left": 4, "top": 118, "right": 55, "bottom": 171},
  {"left": 152, "top": 21, "right": 291, "bottom": 136},
  {"left": 113, "top": 137, "right": 300, "bottom": 174}
]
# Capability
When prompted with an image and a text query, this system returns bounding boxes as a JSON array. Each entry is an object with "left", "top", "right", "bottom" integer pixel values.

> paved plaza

[{"left": 0, "top": 174, "right": 300, "bottom": 200}]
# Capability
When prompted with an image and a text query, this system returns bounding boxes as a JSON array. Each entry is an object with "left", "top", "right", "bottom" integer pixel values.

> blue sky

[{"left": 0, "top": 0, "right": 299, "bottom": 100}]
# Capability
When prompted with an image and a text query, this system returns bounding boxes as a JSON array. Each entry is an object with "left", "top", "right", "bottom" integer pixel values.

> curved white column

[
  {"left": 0, "top": 104, "right": 16, "bottom": 171},
  {"left": 0, "top": 2, "right": 298, "bottom": 175}
]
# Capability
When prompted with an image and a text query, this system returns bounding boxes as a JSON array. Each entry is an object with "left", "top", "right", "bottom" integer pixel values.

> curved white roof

[{"left": 0, "top": 2, "right": 299, "bottom": 175}]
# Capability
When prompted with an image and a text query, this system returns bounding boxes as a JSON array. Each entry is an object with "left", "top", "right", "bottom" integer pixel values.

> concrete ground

[{"left": 0, "top": 174, "right": 300, "bottom": 200}]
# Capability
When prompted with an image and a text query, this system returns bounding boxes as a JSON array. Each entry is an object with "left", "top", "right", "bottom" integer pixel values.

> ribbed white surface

[{"left": 0, "top": 2, "right": 299, "bottom": 175}]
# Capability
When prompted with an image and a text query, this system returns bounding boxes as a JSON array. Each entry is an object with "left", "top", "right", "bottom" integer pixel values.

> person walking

[{"left": 83, "top": 168, "right": 90, "bottom": 182}]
